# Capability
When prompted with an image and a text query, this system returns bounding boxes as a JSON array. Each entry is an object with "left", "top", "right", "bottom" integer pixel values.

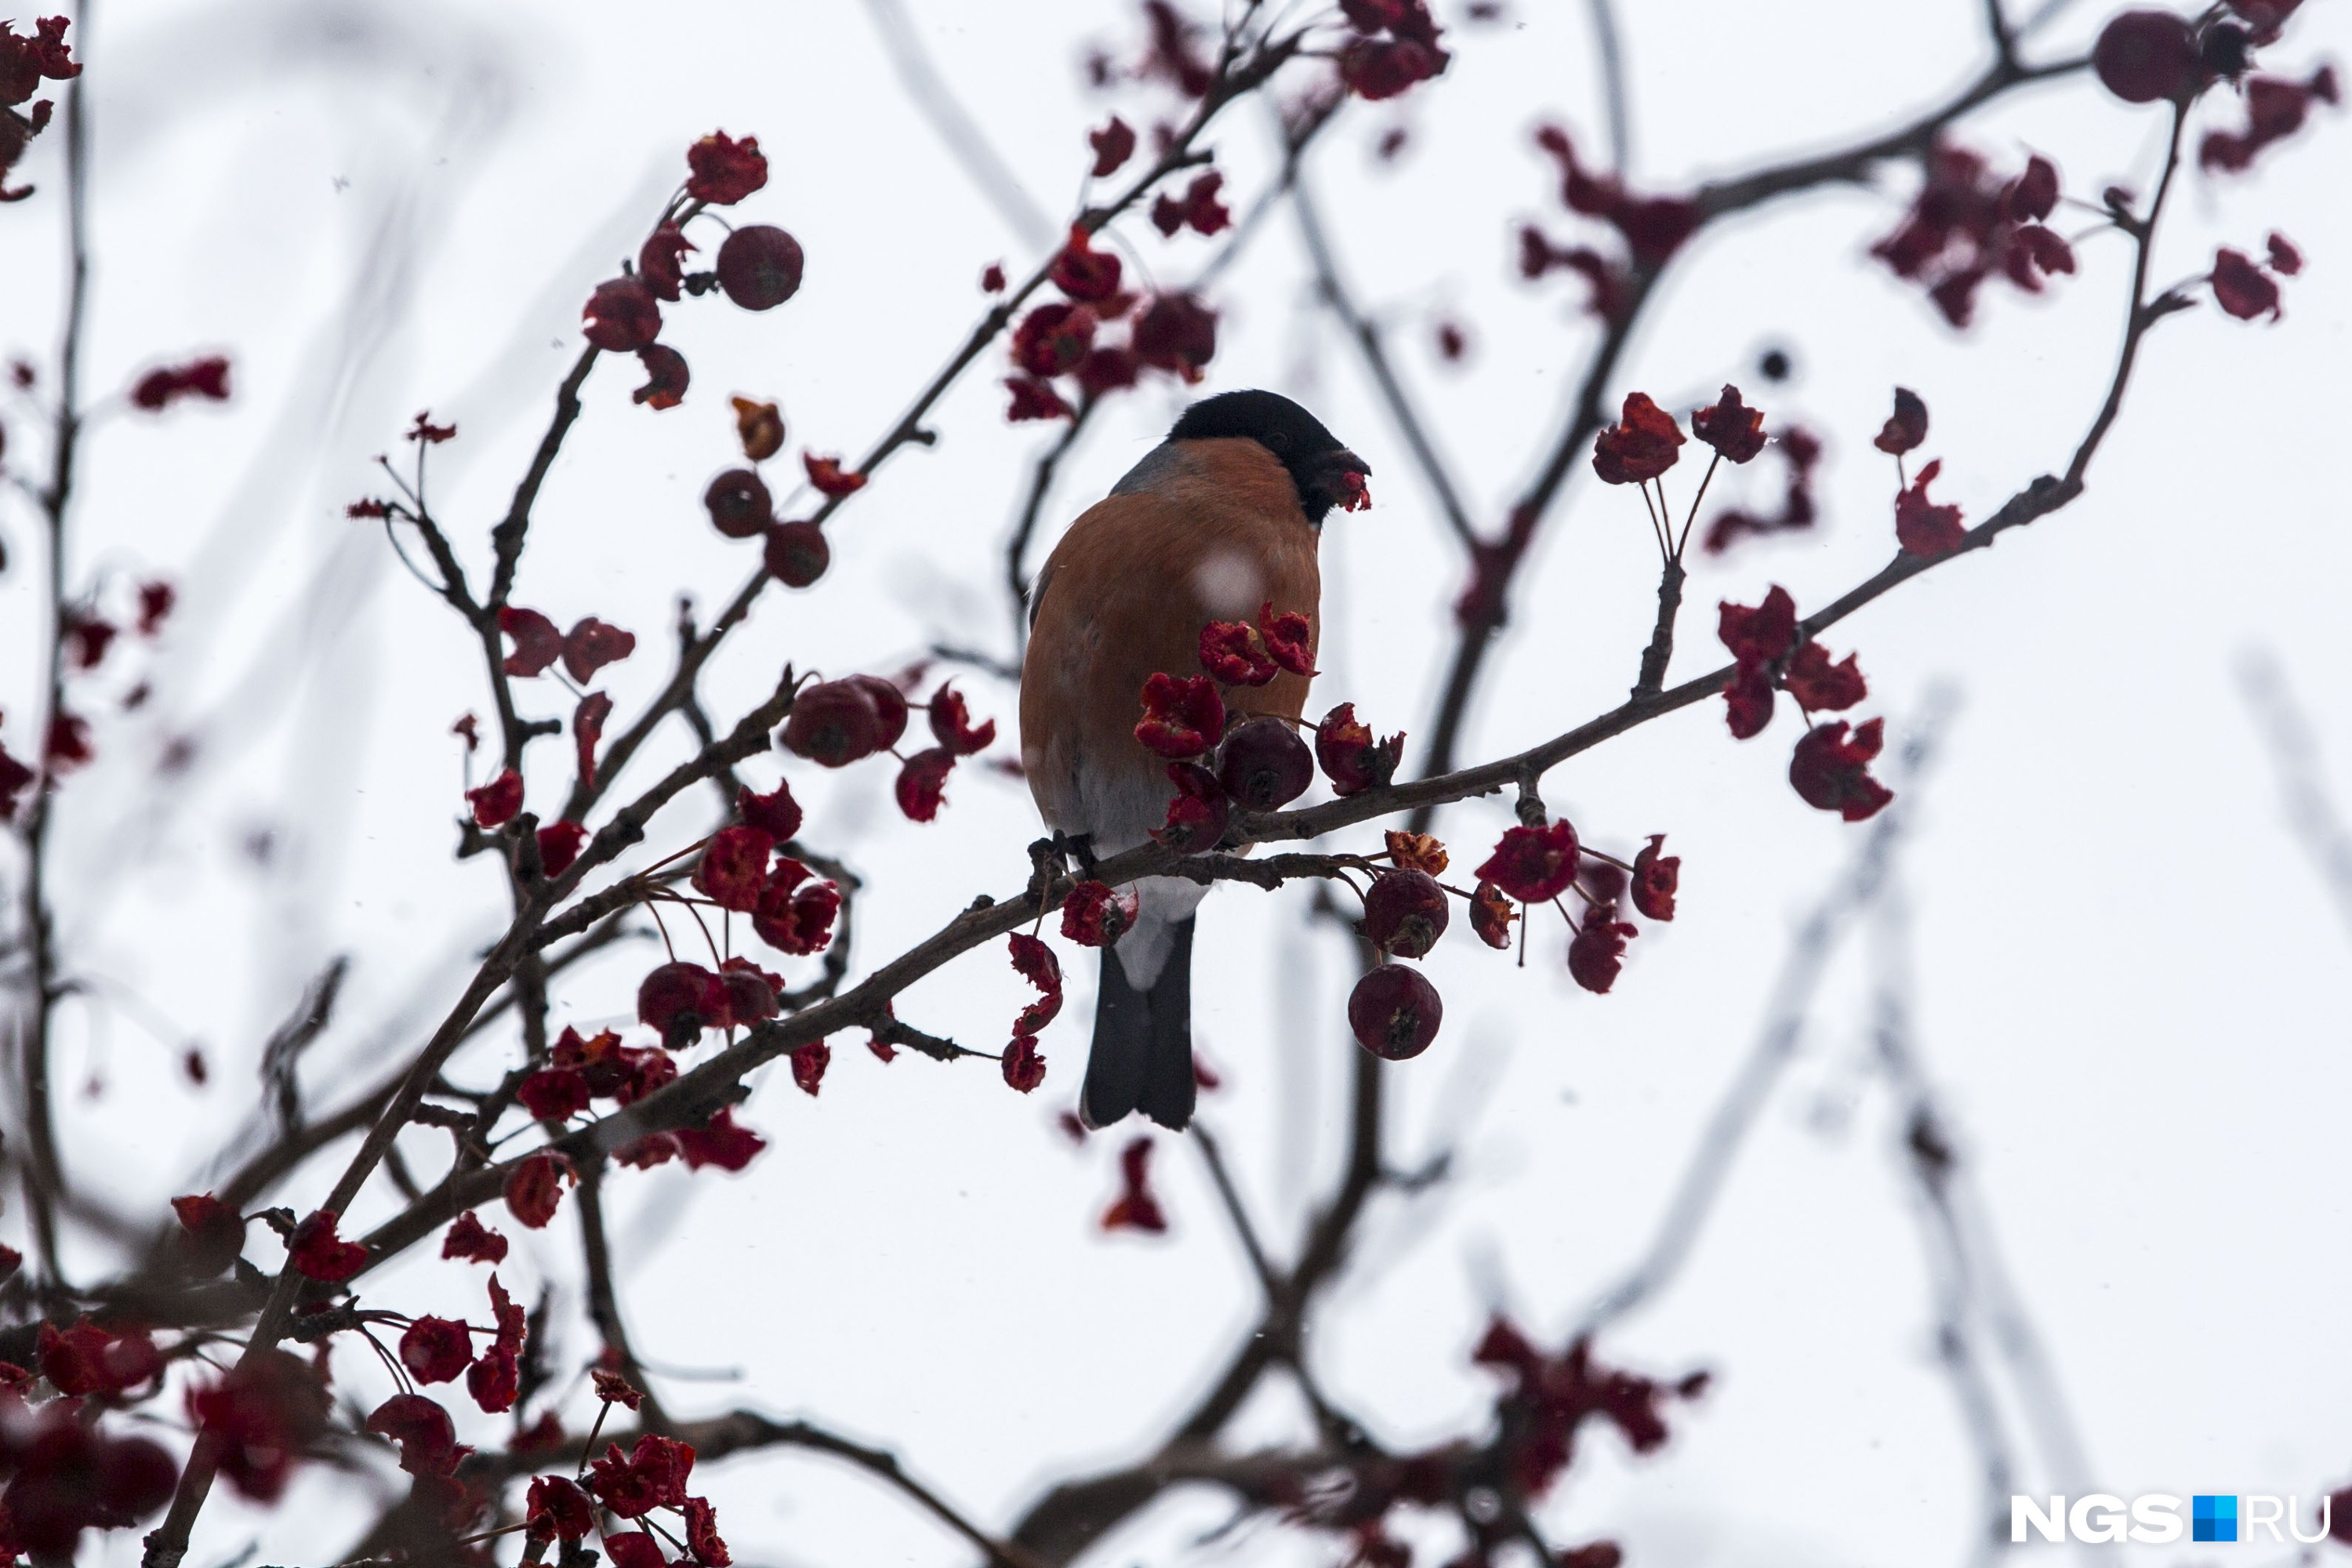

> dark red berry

[
  {"left": 844, "top": 674, "right": 909, "bottom": 750},
  {"left": 716, "top": 225, "right": 805, "bottom": 310},
  {"left": 2094, "top": 10, "right": 2198, "bottom": 103},
  {"left": 1362, "top": 869, "right": 1450, "bottom": 958},
  {"left": 779, "top": 680, "right": 884, "bottom": 767},
  {"left": 583, "top": 276, "right": 662, "bottom": 351},
  {"left": 637, "top": 962, "right": 727, "bottom": 1044},
  {"left": 763, "top": 521, "right": 829, "bottom": 586},
  {"left": 1214, "top": 717, "right": 1314, "bottom": 811},
  {"left": 704, "top": 468, "right": 773, "bottom": 539},
  {"left": 1348, "top": 963, "right": 1443, "bottom": 1059}
]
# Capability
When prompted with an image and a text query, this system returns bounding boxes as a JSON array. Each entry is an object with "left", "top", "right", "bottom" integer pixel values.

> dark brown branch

[
  {"left": 13, "top": 4, "right": 97, "bottom": 1290},
  {"left": 488, "top": 345, "right": 600, "bottom": 610}
]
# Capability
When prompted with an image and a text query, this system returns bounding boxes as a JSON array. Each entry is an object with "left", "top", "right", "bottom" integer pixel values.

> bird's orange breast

[{"left": 1021, "top": 437, "right": 1322, "bottom": 843}]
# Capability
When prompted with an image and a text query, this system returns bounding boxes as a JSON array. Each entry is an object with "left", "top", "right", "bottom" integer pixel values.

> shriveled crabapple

[
  {"left": 1361, "top": 869, "right": 1450, "bottom": 958},
  {"left": 1214, "top": 717, "right": 1313, "bottom": 811},
  {"left": 716, "top": 224, "right": 805, "bottom": 310},
  {"left": 2094, "top": 9, "right": 2198, "bottom": 103},
  {"left": 637, "top": 961, "right": 728, "bottom": 1044},
  {"left": 779, "top": 679, "right": 886, "bottom": 767},
  {"left": 763, "top": 520, "right": 829, "bottom": 586},
  {"left": 1348, "top": 962, "right": 1443, "bottom": 1059},
  {"left": 582, "top": 277, "right": 661, "bottom": 351},
  {"left": 704, "top": 468, "right": 773, "bottom": 539}
]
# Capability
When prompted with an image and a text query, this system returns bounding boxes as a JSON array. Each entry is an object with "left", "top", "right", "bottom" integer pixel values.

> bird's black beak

[{"left": 1301, "top": 448, "right": 1373, "bottom": 519}]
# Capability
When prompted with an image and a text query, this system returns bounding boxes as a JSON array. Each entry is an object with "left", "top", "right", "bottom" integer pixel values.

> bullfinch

[{"left": 1020, "top": 390, "right": 1370, "bottom": 1130}]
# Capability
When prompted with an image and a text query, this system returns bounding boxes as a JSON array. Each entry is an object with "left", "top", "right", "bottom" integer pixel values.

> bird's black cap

[{"left": 1169, "top": 389, "right": 1370, "bottom": 524}]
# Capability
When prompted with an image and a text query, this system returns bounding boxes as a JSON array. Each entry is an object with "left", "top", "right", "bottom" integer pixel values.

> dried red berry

[
  {"left": 1050, "top": 226, "right": 1124, "bottom": 302},
  {"left": 789, "top": 1040, "right": 830, "bottom": 1097},
  {"left": 1315, "top": 702, "right": 1404, "bottom": 795},
  {"left": 1341, "top": 35, "right": 1450, "bottom": 99},
  {"left": 575, "top": 691, "right": 612, "bottom": 789},
  {"left": 172, "top": 1193, "right": 245, "bottom": 1276},
  {"left": 1007, "top": 376, "right": 1073, "bottom": 422},
  {"left": 1386, "top": 829, "right": 1447, "bottom": 875},
  {"left": 1690, "top": 385, "right": 1767, "bottom": 463},
  {"left": 562, "top": 617, "right": 636, "bottom": 683},
  {"left": 536, "top": 819, "right": 587, "bottom": 877},
  {"left": 1216, "top": 717, "right": 1314, "bottom": 811},
  {"left": 639, "top": 225, "right": 693, "bottom": 301},
  {"left": 2212, "top": 247, "right": 2283, "bottom": 320},
  {"left": 928, "top": 685, "right": 996, "bottom": 754},
  {"left": 631, "top": 344, "right": 688, "bottom": 410},
  {"left": 679, "top": 1106, "right": 767, "bottom": 1170},
  {"left": 1014, "top": 302, "right": 1098, "bottom": 377},
  {"left": 981, "top": 262, "right": 1007, "bottom": 292},
  {"left": 804, "top": 452, "right": 866, "bottom": 497},
  {"left": 1136, "top": 672, "right": 1225, "bottom": 758},
  {"left": 685, "top": 130, "right": 767, "bottom": 205},
  {"left": 1790, "top": 718, "right": 1896, "bottom": 821},
  {"left": 705, "top": 468, "right": 774, "bottom": 539},
  {"left": 1002, "top": 1034, "right": 1047, "bottom": 1093},
  {"left": 288, "top": 1209, "right": 368, "bottom": 1282},
  {"left": 764, "top": 520, "right": 830, "bottom": 586},
  {"left": 1784, "top": 642, "right": 1866, "bottom": 711},
  {"left": 1592, "top": 392, "right": 1685, "bottom": 484},
  {"left": 753, "top": 866, "right": 840, "bottom": 955},
  {"left": 1476, "top": 820, "right": 1579, "bottom": 903},
  {"left": 780, "top": 679, "right": 885, "bottom": 766},
  {"left": 499, "top": 606, "right": 564, "bottom": 675},
  {"left": 730, "top": 395, "right": 785, "bottom": 461},
  {"left": 736, "top": 780, "right": 802, "bottom": 841},
  {"left": 1363, "top": 869, "right": 1450, "bottom": 957},
  {"left": 1630, "top": 836, "right": 1679, "bottom": 921},
  {"left": 2005, "top": 155, "right": 2060, "bottom": 223},
  {"left": 129, "top": 354, "right": 232, "bottom": 411},
  {"left": 398, "top": 1316, "right": 474, "bottom": 1385},
  {"left": 1894, "top": 459, "right": 1966, "bottom": 557},
  {"left": 1196, "top": 623, "right": 1280, "bottom": 693},
  {"left": 2267, "top": 230, "right": 2305, "bottom": 275},
  {"left": 1100, "top": 1138, "right": 1168, "bottom": 1232},
  {"left": 895, "top": 746, "right": 956, "bottom": 822},
  {"left": 1719, "top": 586, "right": 1797, "bottom": 666},
  {"left": 527, "top": 1475, "right": 595, "bottom": 1543},
  {"left": 1568, "top": 906, "right": 1639, "bottom": 993},
  {"left": 583, "top": 276, "right": 662, "bottom": 351},
  {"left": 1348, "top": 963, "right": 1443, "bottom": 1058},
  {"left": 368, "top": 1393, "right": 465, "bottom": 1477},
  {"left": 517, "top": 1067, "right": 590, "bottom": 1123},
  {"left": 1151, "top": 170, "right": 1232, "bottom": 237},
  {"left": 2094, "top": 9, "right": 2198, "bottom": 103},
  {"left": 1258, "top": 602, "right": 1316, "bottom": 675},
  {"left": 716, "top": 225, "right": 805, "bottom": 310},
  {"left": 1061, "top": 880, "right": 1137, "bottom": 946},
  {"left": 1154, "top": 760, "right": 1230, "bottom": 852},
  {"left": 503, "top": 1153, "right": 573, "bottom": 1229},
  {"left": 718, "top": 956, "right": 782, "bottom": 1029},
  {"left": 1132, "top": 292, "right": 1219, "bottom": 379},
  {"left": 693, "top": 825, "right": 774, "bottom": 912},
  {"left": 685, "top": 1495, "right": 733, "bottom": 1566},
  {"left": 442, "top": 1210, "right": 507, "bottom": 1265},
  {"left": 638, "top": 961, "right": 728, "bottom": 1042},
  {"left": 1872, "top": 387, "right": 1929, "bottom": 456},
  {"left": 1089, "top": 115, "right": 1138, "bottom": 176}
]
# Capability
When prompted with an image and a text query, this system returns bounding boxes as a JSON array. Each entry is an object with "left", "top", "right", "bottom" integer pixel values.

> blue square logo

[{"left": 2194, "top": 1495, "right": 2238, "bottom": 1543}]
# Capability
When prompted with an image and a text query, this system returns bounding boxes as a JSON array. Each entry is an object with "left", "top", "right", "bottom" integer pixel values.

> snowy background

[{"left": 2, "top": 0, "right": 2348, "bottom": 1563}]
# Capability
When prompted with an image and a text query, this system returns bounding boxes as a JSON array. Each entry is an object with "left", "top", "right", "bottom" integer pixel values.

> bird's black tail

[{"left": 1081, "top": 917, "right": 1196, "bottom": 1131}]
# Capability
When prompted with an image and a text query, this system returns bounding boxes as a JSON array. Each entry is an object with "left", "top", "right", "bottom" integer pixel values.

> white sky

[{"left": 2, "top": 1, "right": 2349, "bottom": 1565}]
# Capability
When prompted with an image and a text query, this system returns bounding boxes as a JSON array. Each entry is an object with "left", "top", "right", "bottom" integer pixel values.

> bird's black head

[{"left": 1169, "top": 389, "right": 1371, "bottom": 524}]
